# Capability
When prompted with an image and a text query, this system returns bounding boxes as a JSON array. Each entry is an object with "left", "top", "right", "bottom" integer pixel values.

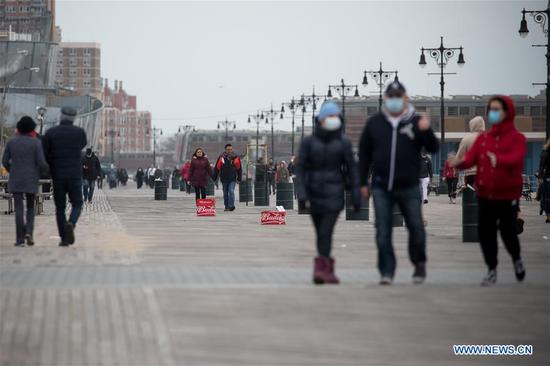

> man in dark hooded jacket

[
  {"left": 42, "top": 107, "right": 87, "bottom": 246},
  {"left": 82, "top": 148, "right": 101, "bottom": 203}
]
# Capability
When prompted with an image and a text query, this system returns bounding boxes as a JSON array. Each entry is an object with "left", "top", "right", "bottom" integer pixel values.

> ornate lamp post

[
  {"left": 300, "top": 87, "right": 325, "bottom": 135},
  {"left": 519, "top": 1, "right": 550, "bottom": 139},
  {"left": 177, "top": 124, "right": 195, "bottom": 162},
  {"left": 280, "top": 97, "right": 299, "bottom": 155},
  {"left": 327, "top": 79, "right": 360, "bottom": 133},
  {"left": 362, "top": 62, "right": 398, "bottom": 110},
  {"left": 147, "top": 126, "right": 163, "bottom": 167},
  {"left": 217, "top": 117, "right": 236, "bottom": 141},
  {"left": 248, "top": 111, "right": 265, "bottom": 161},
  {"left": 105, "top": 129, "right": 120, "bottom": 164},
  {"left": 261, "top": 105, "right": 278, "bottom": 160},
  {"left": 419, "top": 36, "right": 465, "bottom": 169}
]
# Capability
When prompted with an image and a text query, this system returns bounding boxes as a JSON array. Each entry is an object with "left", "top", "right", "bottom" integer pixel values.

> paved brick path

[{"left": 1, "top": 186, "right": 549, "bottom": 365}]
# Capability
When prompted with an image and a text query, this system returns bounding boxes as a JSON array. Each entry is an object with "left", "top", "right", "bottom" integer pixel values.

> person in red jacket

[
  {"left": 442, "top": 152, "right": 459, "bottom": 204},
  {"left": 188, "top": 148, "right": 212, "bottom": 201},
  {"left": 180, "top": 160, "right": 191, "bottom": 194},
  {"left": 453, "top": 95, "right": 526, "bottom": 286}
]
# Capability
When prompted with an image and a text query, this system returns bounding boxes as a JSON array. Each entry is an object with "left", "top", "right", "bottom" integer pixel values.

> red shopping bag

[
  {"left": 260, "top": 207, "right": 286, "bottom": 225},
  {"left": 196, "top": 198, "right": 216, "bottom": 216}
]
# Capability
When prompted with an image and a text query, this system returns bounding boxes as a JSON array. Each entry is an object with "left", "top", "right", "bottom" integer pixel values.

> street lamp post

[
  {"left": 105, "top": 129, "right": 120, "bottom": 164},
  {"left": 519, "top": 0, "right": 550, "bottom": 139},
  {"left": 177, "top": 124, "right": 195, "bottom": 162},
  {"left": 362, "top": 62, "right": 399, "bottom": 110},
  {"left": 261, "top": 105, "right": 278, "bottom": 160},
  {"left": 419, "top": 36, "right": 465, "bottom": 169},
  {"left": 248, "top": 111, "right": 265, "bottom": 161},
  {"left": 36, "top": 106, "right": 47, "bottom": 135},
  {"left": 327, "top": 79, "right": 360, "bottom": 133},
  {"left": 300, "top": 87, "right": 325, "bottom": 135},
  {"left": 280, "top": 97, "right": 299, "bottom": 155},
  {"left": 217, "top": 117, "right": 236, "bottom": 142},
  {"left": 148, "top": 126, "right": 163, "bottom": 167}
]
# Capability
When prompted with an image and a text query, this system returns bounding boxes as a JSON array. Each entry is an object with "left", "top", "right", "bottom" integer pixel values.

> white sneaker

[
  {"left": 379, "top": 276, "right": 393, "bottom": 285},
  {"left": 481, "top": 269, "right": 497, "bottom": 286}
]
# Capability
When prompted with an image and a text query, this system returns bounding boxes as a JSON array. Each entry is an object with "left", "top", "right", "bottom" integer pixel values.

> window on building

[
  {"left": 531, "top": 106, "right": 542, "bottom": 116},
  {"left": 367, "top": 106, "right": 378, "bottom": 115},
  {"left": 83, "top": 80, "right": 91, "bottom": 88},
  {"left": 459, "top": 106, "right": 470, "bottom": 116},
  {"left": 516, "top": 106, "right": 525, "bottom": 116},
  {"left": 416, "top": 106, "right": 427, "bottom": 112},
  {"left": 83, "top": 58, "right": 91, "bottom": 67},
  {"left": 447, "top": 106, "right": 458, "bottom": 116},
  {"left": 69, "top": 48, "right": 77, "bottom": 56},
  {"left": 83, "top": 68, "right": 91, "bottom": 76},
  {"left": 84, "top": 48, "right": 92, "bottom": 56},
  {"left": 69, "top": 58, "right": 76, "bottom": 67},
  {"left": 474, "top": 106, "right": 485, "bottom": 116},
  {"left": 69, "top": 69, "right": 77, "bottom": 77}
]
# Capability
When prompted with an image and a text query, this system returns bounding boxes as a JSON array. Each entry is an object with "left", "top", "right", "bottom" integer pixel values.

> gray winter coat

[{"left": 1, "top": 134, "right": 49, "bottom": 194}]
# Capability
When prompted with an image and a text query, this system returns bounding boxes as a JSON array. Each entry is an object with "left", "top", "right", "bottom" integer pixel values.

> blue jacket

[{"left": 42, "top": 120, "right": 87, "bottom": 180}]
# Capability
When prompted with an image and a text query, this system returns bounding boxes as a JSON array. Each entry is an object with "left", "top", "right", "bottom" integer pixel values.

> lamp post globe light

[
  {"left": 217, "top": 117, "right": 236, "bottom": 142},
  {"left": 327, "top": 79, "right": 360, "bottom": 133},
  {"left": 362, "top": 62, "right": 399, "bottom": 111},
  {"left": 518, "top": 1, "right": 550, "bottom": 139},
  {"left": 418, "top": 36, "right": 465, "bottom": 174}
]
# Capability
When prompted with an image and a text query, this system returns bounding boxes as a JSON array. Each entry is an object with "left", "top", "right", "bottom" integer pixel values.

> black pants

[
  {"left": 13, "top": 193, "right": 35, "bottom": 243},
  {"left": 465, "top": 175, "right": 475, "bottom": 187},
  {"left": 311, "top": 212, "right": 340, "bottom": 258},
  {"left": 447, "top": 178, "right": 458, "bottom": 198},
  {"left": 194, "top": 186, "right": 206, "bottom": 200},
  {"left": 53, "top": 179, "right": 83, "bottom": 240},
  {"left": 478, "top": 198, "right": 521, "bottom": 270}
]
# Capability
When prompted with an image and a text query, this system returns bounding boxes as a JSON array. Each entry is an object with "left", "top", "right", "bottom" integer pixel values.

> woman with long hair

[{"left": 189, "top": 148, "right": 212, "bottom": 201}]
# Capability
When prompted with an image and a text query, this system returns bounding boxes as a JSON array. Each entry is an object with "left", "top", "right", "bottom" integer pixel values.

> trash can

[
  {"left": 254, "top": 164, "right": 269, "bottom": 206},
  {"left": 276, "top": 182, "right": 294, "bottom": 210},
  {"left": 392, "top": 204, "right": 403, "bottom": 227},
  {"left": 154, "top": 178, "right": 167, "bottom": 200},
  {"left": 239, "top": 180, "right": 253, "bottom": 203},
  {"left": 462, "top": 187, "right": 479, "bottom": 242},
  {"left": 206, "top": 178, "right": 215, "bottom": 196},
  {"left": 171, "top": 176, "right": 178, "bottom": 190},
  {"left": 345, "top": 192, "right": 369, "bottom": 221}
]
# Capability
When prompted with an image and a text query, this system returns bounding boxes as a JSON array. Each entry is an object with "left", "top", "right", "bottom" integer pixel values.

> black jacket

[
  {"left": 295, "top": 118, "right": 360, "bottom": 214},
  {"left": 82, "top": 153, "right": 101, "bottom": 181},
  {"left": 418, "top": 156, "right": 433, "bottom": 179},
  {"left": 42, "top": 120, "right": 87, "bottom": 180},
  {"left": 359, "top": 106, "right": 439, "bottom": 191},
  {"left": 539, "top": 149, "right": 550, "bottom": 179},
  {"left": 214, "top": 154, "right": 242, "bottom": 183}
]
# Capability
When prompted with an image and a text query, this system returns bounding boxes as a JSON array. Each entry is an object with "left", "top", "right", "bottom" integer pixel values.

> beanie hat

[
  {"left": 317, "top": 101, "right": 341, "bottom": 120},
  {"left": 385, "top": 80, "right": 406, "bottom": 96},
  {"left": 60, "top": 106, "right": 77, "bottom": 122},
  {"left": 16, "top": 116, "right": 37, "bottom": 134}
]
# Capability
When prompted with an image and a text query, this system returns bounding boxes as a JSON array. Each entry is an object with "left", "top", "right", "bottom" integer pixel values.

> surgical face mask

[
  {"left": 322, "top": 116, "right": 342, "bottom": 131},
  {"left": 385, "top": 98, "right": 405, "bottom": 113},
  {"left": 487, "top": 110, "right": 503, "bottom": 125}
]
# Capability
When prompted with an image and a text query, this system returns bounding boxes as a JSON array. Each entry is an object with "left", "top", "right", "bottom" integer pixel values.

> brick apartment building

[{"left": 54, "top": 42, "right": 102, "bottom": 98}]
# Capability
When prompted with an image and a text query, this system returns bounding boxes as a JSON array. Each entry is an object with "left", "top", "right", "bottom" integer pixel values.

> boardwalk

[{"left": 1, "top": 186, "right": 549, "bottom": 366}]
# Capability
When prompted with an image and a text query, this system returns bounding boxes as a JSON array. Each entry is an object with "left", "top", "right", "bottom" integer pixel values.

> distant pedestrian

[
  {"left": 213, "top": 144, "right": 242, "bottom": 211},
  {"left": 1, "top": 116, "right": 49, "bottom": 246},
  {"left": 180, "top": 161, "right": 191, "bottom": 193},
  {"left": 97, "top": 168, "right": 105, "bottom": 189},
  {"left": 81, "top": 148, "right": 101, "bottom": 203},
  {"left": 418, "top": 150, "right": 433, "bottom": 203},
  {"left": 443, "top": 152, "right": 459, "bottom": 204},
  {"left": 276, "top": 161, "right": 290, "bottom": 183},
  {"left": 135, "top": 168, "right": 145, "bottom": 189},
  {"left": 42, "top": 107, "right": 87, "bottom": 246},
  {"left": 267, "top": 158, "right": 276, "bottom": 195},
  {"left": 456, "top": 116, "right": 485, "bottom": 186},
  {"left": 107, "top": 165, "right": 117, "bottom": 189},
  {"left": 189, "top": 148, "right": 212, "bottom": 201},
  {"left": 359, "top": 80, "right": 439, "bottom": 285},
  {"left": 296, "top": 101, "right": 361, "bottom": 285},
  {"left": 537, "top": 139, "right": 550, "bottom": 223},
  {"left": 453, "top": 95, "right": 526, "bottom": 286}
]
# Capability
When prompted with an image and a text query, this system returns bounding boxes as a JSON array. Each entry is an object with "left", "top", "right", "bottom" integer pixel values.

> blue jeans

[
  {"left": 82, "top": 179, "right": 95, "bottom": 202},
  {"left": 222, "top": 181, "right": 236, "bottom": 208},
  {"left": 372, "top": 185, "right": 426, "bottom": 277},
  {"left": 53, "top": 179, "right": 83, "bottom": 240}
]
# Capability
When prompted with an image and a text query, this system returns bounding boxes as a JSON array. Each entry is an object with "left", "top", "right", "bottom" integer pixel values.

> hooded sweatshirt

[
  {"left": 456, "top": 116, "right": 485, "bottom": 177},
  {"left": 458, "top": 96, "right": 526, "bottom": 201}
]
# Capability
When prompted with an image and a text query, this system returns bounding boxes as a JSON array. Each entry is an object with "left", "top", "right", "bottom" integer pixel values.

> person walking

[
  {"left": 1, "top": 116, "right": 49, "bottom": 246},
  {"left": 443, "top": 152, "right": 459, "bottom": 204},
  {"left": 180, "top": 161, "right": 191, "bottom": 194},
  {"left": 189, "top": 148, "right": 212, "bottom": 201},
  {"left": 81, "top": 148, "right": 101, "bottom": 203},
  {"left": 213, "top": 144, "right": 242, "bottom": 211},
  {"left": 537, "top": 139, "right": 550, "bottom": 223},
  {"left": 456, "top": 116, "right": 485, "bottom": 187},
  {"left": 97, "top": 168, "right": 105, "bottom": 189},
  {"left": 107, "top": 164, "right": 117, "bottom": 189},
  {"left": 296, "top": 101, "right": 360, "bottom": 285},
  {"left": 418, "top": 150, "right": 433, "bottom": 204},
  {"left": 276, "top": 161, "right": 290, "bottom": 184},
  {"left": 453, "top": 95, "right": 526, "bottom": 286},
  {"left": 359, "top": 80, "right": 439, "bottom": 285},
  {"left": 135, "top": 168, "right": 145, "bottom": 189},
  {"left": 42, "top": 107, "right": 87, "bottom": 246},
  {"left": 267, "top": 158, "right": 277, "bottom": 195}
]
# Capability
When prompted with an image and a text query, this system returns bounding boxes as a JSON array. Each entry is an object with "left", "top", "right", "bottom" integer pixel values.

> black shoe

[
  {"left": 224, "top": 208, "right": 229, "bottom": 211},
  {"left": 64, "top": 222, "right": 75, "bottom": 245},
  {"left": 25, "top": 234, "right": 34, "bottom": 246},
  {"left": 14, "top": 242, "right": 26, "bottom": 247},
  {"left": 514, "top": 259, "right": 526, "bottom": 282},
  {"left": 229, "top": 206, "right": 236, "bottom": 211},
  {"left": 412, "top": 263, "right": 426, "bottom": 284},
  {"left": 59, "top": 241, "right": 70, "bottom": 247},
  {"left": 423, "top": 200, "right": 428, "bottom": 204}
]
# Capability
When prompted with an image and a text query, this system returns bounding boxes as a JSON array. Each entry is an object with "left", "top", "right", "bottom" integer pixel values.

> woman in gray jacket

[{"left": 1, "top": 116, "right": 49, "bottom": 246}]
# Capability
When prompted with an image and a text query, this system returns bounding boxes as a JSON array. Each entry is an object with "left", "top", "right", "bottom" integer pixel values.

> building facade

[
  {"left": 54, "top": 42, "right": 102, "bottom": 97},
  {"left": 0, "top": 0, "right": 56, "bottom": 42}
]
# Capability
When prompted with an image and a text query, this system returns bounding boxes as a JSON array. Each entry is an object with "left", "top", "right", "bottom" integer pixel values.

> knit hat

[
  {"left": 16, "top": 116, "right": 37, "bottom": 134},
  {"left": 317, "top": 101, "right": 341, "bottom": 120},
  {"left": 385, "top": 80, "right": 406, "bottom": 96},
  {"left": 60, "top": 106, "right": 77, "bottom": 122}
]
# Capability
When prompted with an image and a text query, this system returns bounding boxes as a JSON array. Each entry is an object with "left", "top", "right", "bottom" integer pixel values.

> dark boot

[
  {"left": 325, "top": 257, "right": 340, "bottom": 284},
  {"left": 313, "top": 256, "right": 327, "bottom": 284}
]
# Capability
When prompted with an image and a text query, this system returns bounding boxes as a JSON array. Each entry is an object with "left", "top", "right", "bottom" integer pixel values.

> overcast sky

[{"left": 57, "top": 0, "right": 546, "bottom": 133}]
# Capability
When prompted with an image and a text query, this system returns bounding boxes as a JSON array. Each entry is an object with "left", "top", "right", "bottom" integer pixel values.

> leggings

[
  {"left": 13, "top": 193, "right": 36, "bottom": 243},
  {"left": 194, "top": 186, "right": 206, "bottom": 200},
  {"left": 446, "top": 178, "right": 458, "bottom": 198},
  {"left": 478, "top": 198, "right": 521, "bottom": 270},
  {"left": 311, "top": 212, "right": 340, "bottom": 258}
]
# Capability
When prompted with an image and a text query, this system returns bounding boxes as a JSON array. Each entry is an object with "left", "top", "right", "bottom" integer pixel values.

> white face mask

[{"left": 322, "top": 116, "right": 341, "bottom": 131}]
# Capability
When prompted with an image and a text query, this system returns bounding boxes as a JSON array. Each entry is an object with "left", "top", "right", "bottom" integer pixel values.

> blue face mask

[
  {"left": 487, "top": 110, "right": 502, "bottom": 125},
  {"left": 385, "top": 98, "right": 405, "bottom": 113}
]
